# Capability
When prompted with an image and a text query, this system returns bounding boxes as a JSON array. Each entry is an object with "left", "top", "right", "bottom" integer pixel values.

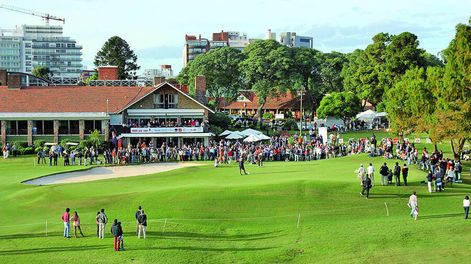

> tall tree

[
  {"left": 290, "top": 47, "right": 322, "bottom": 115},
  {"left": 431, "top": 19, "right": 471, "bottom": 158},
  {"left": 240, "top": 40, "right": 293, "bottom": 126},
  {"left": 341, "top": 33, "right": 390, "bottom": 109},
  {"left": 94, "top": 36, "right": 140, "bottom": 79},
  {"left": 177, "top": 47, "right": 245, "bottom": 108},
  {"left": 316, "top": 91, "right": 361, "bottom": 125},
  {"left": 31, "top": 66, "right": 53, "bottom": 80}
]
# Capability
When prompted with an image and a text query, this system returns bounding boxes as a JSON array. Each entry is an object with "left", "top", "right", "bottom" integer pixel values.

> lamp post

[{"left": 299, "top": 87, "right": 305, "bottom": 135}]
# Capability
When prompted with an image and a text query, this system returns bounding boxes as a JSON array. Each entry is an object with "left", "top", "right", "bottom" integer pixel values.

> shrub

[
  {"left": 283, "top": 118, "right": 297, "bottom": 130},
  {"left": 262, "top": 113, "right": 274, "bottom": 120},
  {"left": 33, "top": 139, "right": 45, "bottom": 149},
  {"left": 209, "top": 112, "right": 231, "bottom": 130}
]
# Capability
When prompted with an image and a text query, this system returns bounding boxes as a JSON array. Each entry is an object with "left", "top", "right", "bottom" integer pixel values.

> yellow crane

[{"left": 0, "top": 4, "right": 65, "bottom": 24}]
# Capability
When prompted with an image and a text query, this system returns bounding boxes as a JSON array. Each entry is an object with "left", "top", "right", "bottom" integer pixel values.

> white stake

[
  {"left": 296, "top": 213, "right": 301, "bottom": 229},
  {"left": 384, "top": 202, "right": 389, "bottom": 217},
  {"left": 46, "top": 220, "right": 48, "bottom": 237},
  {"left": 162, "top": 218, "right": 167, "bottom": 232}
]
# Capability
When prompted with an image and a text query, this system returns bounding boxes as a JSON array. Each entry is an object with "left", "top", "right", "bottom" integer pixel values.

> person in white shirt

[
  {"left": 464, "top": 195, "right": 470, "bottom": 219},
  {"left": 367, "top": 163, "right": 375, "bottom": 186},
  {"left": 356, "top": 164, "right": 366, "bottom": 186},
  {"left": 408, "top": 192, "right": 418, "bottom": 219}
]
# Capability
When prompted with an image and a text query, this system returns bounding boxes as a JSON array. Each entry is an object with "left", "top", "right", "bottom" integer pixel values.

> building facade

[
  {"left": 279, "top": 32, "right": 313, "bottom": 48},
  {"left": 0, "top": 25, "right": 82, "bottom": 78},
  {"left": 0, "top": 68, "right": 213, "bottom": 147}
]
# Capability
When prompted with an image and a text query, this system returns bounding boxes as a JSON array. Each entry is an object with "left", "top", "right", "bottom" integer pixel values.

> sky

[{"left": 1, "top": 0, "right": 470, "bottom": 74}]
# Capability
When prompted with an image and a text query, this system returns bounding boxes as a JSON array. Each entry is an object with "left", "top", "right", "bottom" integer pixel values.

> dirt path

[{"left": 23, "top": 162, "right": 203, "bottom": 185}]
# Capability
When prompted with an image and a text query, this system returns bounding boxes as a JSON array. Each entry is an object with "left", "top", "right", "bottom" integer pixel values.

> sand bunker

[{"left": 24, "top": 162, "right": 203, "bottom": 185}]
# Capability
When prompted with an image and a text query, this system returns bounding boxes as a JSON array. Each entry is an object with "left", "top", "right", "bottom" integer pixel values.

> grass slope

[{"left": 0, "top": 153, "right": 469, "bottom": 263}]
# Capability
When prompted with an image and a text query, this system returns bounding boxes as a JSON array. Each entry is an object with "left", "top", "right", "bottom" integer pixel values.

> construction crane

[{"left": 0, "top": 4, "right": 65, "bottom": 24}]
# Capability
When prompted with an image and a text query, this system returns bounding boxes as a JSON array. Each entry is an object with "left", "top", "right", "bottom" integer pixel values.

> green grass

[{"left": 0, "top": 153, "right": 469, "bottom": 263}]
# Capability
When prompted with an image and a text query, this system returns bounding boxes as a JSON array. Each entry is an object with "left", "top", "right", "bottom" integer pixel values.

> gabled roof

[
  {"left": 155, "top": 82, "right": 215, "bottom": 114},
  {"left": 0, "top": 82, "right": 214, "bottom": 114},
  {"left": 0, "top": 85, "right": 155, "bottom": 113},
  {"left": 218, "top": 90, "right": 301, "bottom": 110}
]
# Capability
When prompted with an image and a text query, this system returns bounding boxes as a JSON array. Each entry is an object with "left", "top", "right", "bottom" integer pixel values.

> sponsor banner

[{"left": 130, "top": 127, "right": 203, "bottom": 133}]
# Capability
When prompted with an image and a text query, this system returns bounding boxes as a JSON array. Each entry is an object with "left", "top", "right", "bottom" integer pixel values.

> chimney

[
  {"left": 180, "top": 84, "right": 189, "bottom": 94},
  {"left": 195, "top": 75, "right": 207, "bottom": 104},
  {"left": 0, "top": 69, "right": 7, "bottom": 86},
  {"left": 7, "top": 74, "right": 21, "bottom": 89},
  {"left": 154, "top": 76, "right": 166, "bottom": 86},
  {"left": 98, "top": 66, "right": 119, "bottom": 80}
]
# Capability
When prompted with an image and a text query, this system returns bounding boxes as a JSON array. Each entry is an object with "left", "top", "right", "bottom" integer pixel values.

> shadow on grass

[
  {"left": 124, "top": 230, "right": 282, "bottom": 242},
  {"left": 131, "top": 245, "right": 276, "bottom": 252},
  {"left": 420, "top": 213, "right": 463, "bottom": 219},
  {"left": 0, "top": 232, "right": 62, "bottom": 240},
  {"left": 0, "top": 245, "right": 108, "bottom": 256}
]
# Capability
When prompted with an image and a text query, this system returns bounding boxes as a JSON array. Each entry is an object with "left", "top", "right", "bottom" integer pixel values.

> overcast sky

[{"left": 1, "top": 0, "right": 470, "bottom": 74}]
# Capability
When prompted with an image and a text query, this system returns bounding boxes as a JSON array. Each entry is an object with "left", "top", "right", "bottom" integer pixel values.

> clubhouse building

[{"left": 0, "top": 67, "right": 214, "bottom": 147}]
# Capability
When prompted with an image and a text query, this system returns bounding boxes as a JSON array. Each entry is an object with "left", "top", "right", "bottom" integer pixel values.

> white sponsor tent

[
  {"left": 219, "top": 130, "right": 233, "bottom": 137},
  {"left": 356, "top": 109, "right": 377, "bottom": 122},
  {"left": 226, "top": 131, "right": 244, "bottom": 140},
  {"left": 257, "top": 134, "right": 271, "bottom": 140},
  {"left": 243, "top": 134, "right": 261, "bottom": 142},
  {"left": 240, "top": 128, "right": 263, "bottom": 136}
]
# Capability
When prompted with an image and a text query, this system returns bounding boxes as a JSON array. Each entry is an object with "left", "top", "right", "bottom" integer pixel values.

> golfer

[
  {"left": 356, "top": 164, "right": 366, "bottom": 186},
  {"left": 361, "top": 176, "right": 372, "bottom": 199},
  {"left": 408, "top": 191, "right": 418, "bottom": 218},
  {"left": 239, "top": 157, "right": 248, "bottom": 175}
]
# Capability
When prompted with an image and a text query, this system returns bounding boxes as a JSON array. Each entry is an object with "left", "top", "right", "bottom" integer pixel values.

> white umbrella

[
  {"left": 226, "top": 132, "right": 244, "bottom": 140},
  {"left": 243, "top": 134, "right": 261, "bottom": 142},
  {"left": 219, "top": 130, "right": 233, "bottom": 137},
  {"left": 257, "top": 134, "right": 271, "bottom": 140},
  {"left": 356, "top": 110, "right": 376, "bottom": 122},
  {"left": 240, "top": 128, "right": 262, "bottom": 136}
]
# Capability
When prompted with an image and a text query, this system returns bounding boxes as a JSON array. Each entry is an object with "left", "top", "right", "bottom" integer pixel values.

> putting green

[{"left": 0, "top": 153, "right": 469, "bottom": 263}]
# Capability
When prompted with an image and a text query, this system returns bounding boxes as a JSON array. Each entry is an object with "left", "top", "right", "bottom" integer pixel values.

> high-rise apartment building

[
  {"left": 0, "top": 25, "right": 82, "bottom": 78},
  {"left": 183, "top": 31, "right": 250, "bottom": 67},
  {"left": 279, "top": 32, "right": 313, "bottom": 48}
]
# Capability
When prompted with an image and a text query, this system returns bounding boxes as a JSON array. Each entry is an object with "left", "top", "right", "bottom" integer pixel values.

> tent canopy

[
  {"left": 243, "top": 134, "right": 261, "bottom": 142},
  {"left": 356, "top": 109, "right": 376, "bottom": 120},
  {"left": 219, "top": 130, "right": 233, "bottom": 137},
  {"left": 226, "top": 131, "right": 244, "bottom": 140},
  {"left": 240, "top": 128, "right": 262, "bottom": 136}
]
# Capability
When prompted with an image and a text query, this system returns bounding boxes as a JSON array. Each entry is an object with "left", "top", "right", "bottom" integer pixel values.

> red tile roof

[
  {"left": 0, "top": 85, "right": 156, "bottom": 113},
  {"left": 218, "top": 91, "right": 301, "bottom": 110}
]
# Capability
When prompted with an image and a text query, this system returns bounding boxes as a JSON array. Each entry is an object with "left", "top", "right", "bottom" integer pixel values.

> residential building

[
  {"left": 218, "top": 90, "right": 304, "bottom": 119},
  {"left": 0, "top": 25, "right": 83, "bottom": 78},
  {"left": 182, "top": 34, "right": 210, "bottom": 67},
  {"left": 143, "top": 65, "right": 174, "bottom": 80},
  {"left": 183, "top": 30, "right": 250, "bottom": 66},
  {"left": 265, "top": 29, "right": 276, "bottom": 40},
  {"left": 0, "top": 68, "right": 213, "bottom": 147},
  {"left": 279, "top": 32, "right": 313, "bottom": 48}
]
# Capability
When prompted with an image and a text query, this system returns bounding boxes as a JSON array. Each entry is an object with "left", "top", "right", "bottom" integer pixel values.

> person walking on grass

[
  {"left": 393, "top": 162, "right": 401, "bottom": 186},
  {"left": 367, "top": 163, "right": 375, "bottom": 186},
  {"left": 95, "top": 211, "right": 100, "bottom": 237},
  {"left": 111, "top": 219, "right": 120, "bottom": 251},
  {"left": 426, "top": 170, "right": 433, "bottom": 193},
  {"left": 356, "top": 164, "right": 366, "bottom": 186},
  {"left": 138, "top": 210, "right": 147, "bottom": 239},
  {"left": 71, "top": 211, "right": 84, "bottom": 238},
  {"left": 118, "top": 222, "right": 125, "bottom": 251},
  {"left": 379, "top": 162, "right": 388, "bottom": 186},
  {"left": 402, "top": 164, "right": 409, "bottom": 186},
  {"left": 464, "top": 196, "right": 470, "bottom": 219},
  {"left": 361, "top": 176, "right": 372, "bottom": 199},
  {"left": 408, "top": 191, "right": 418, "bottom": 219},
  {"left": 239, "top": 156, "right": 248, "bottom": 175},
  {"left": 61, "top": 208, "right": 71, "bottom": 238},
  {"left": 98, "top": 208, "right": 108, "bottom": 239},
  {"left": 135, "top": 206, "right": 142, "bottom": 235}
]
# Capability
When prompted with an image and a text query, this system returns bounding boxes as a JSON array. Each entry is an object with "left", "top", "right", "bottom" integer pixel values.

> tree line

[{"left": 178, "top": 19, "right": 470, "bottom": 158}]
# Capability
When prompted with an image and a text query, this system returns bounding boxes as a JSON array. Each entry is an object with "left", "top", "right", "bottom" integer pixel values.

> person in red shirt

[{"left": 61, "top": 208, "right": 70, "bottom": 238}]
